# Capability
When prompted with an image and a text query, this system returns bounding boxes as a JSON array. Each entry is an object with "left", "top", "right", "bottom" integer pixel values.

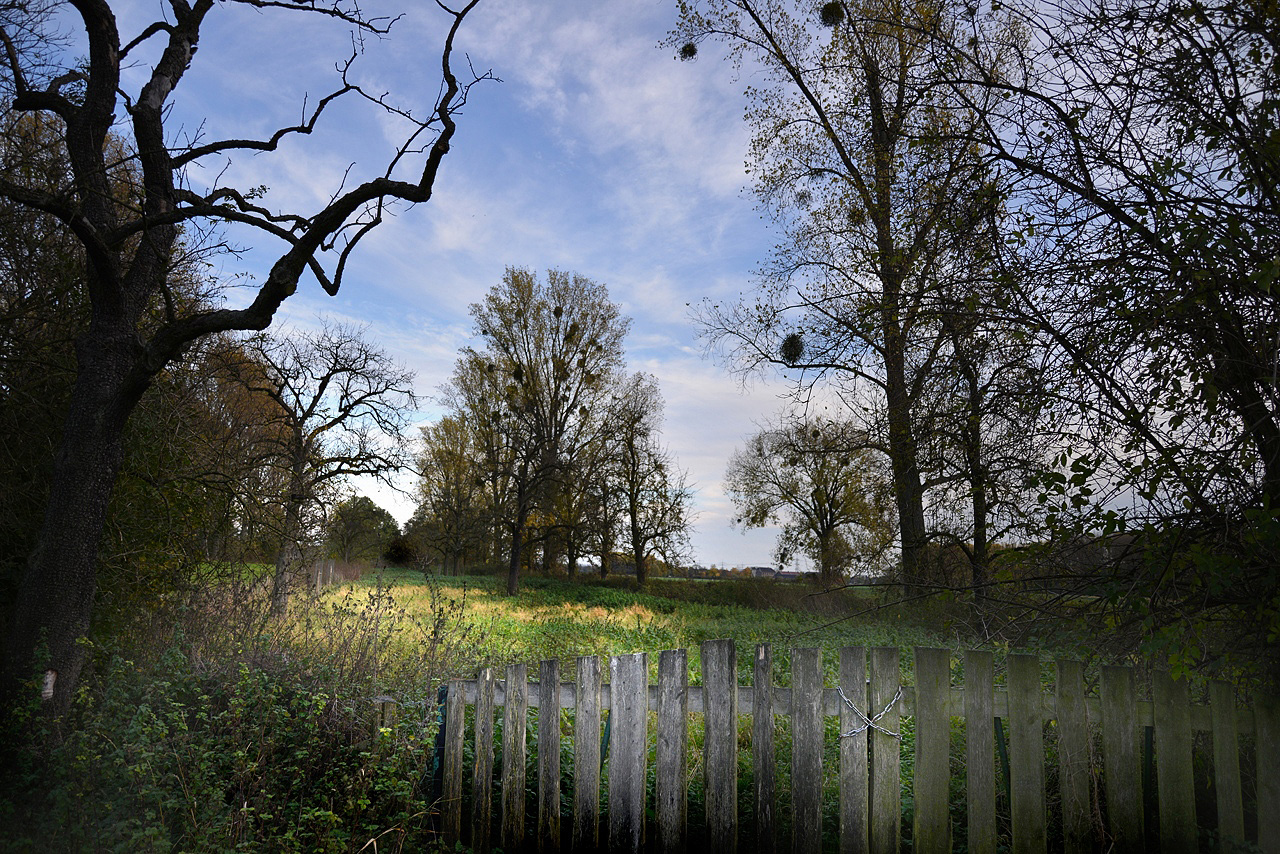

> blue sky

[{"left": 108, "top": 0, "right": 802, "bottom": 568}]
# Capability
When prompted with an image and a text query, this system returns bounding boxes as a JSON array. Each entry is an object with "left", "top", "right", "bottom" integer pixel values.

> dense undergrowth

[{"left": 0, "top": 578, "right": 483, "bottom": 853}]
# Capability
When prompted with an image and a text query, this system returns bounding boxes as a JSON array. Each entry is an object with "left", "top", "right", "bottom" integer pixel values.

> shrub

[{"left": 0, "top": 578, "right": 483, "bottom": 853}]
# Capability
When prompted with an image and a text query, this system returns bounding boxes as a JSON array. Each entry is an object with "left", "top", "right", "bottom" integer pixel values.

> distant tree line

[{"left": 408, "top": 268, "right": 694, "bottom": 593}]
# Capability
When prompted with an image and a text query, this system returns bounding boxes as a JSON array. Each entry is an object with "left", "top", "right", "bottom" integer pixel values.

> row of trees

[
  {"left": 411, "top": 268, "right": 694, "bottom": 593},
  {"left": 676, "top": 0, "right": 1280, "bottom": 673}
]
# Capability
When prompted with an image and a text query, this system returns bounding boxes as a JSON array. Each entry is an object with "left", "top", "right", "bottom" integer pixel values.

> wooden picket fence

[{"left": 430, "top": 640, "right": 1280, "bottom": 853}]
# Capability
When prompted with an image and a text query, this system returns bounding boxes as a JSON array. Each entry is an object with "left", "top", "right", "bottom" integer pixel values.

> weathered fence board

[
  {"left": 657, "top": 648, "right": 688, "bottom": 854},
  {"left": 537, "top": 659, "right": 561, "bottom": 852},
  {"left": 839, "top": 646, "right": 868, "bottom": 854},
  {"left": 471, "top": 667, "right": 495, "bottom": 854},
  {"left": 703, "top": 638, "right": 738, "bottom": 854},
  {"left": 965, "top": 649, "right": 996, "bottom": 854},
  {"left": 1009, "top": 654, "right": 1046, "bottom": 854},
  {"left": 1055, "top": 659, "right": 1090, "bottom": 854},
  {"left": 754, "top": 643, "right": 778, "bottom": 854},
  {"left": 869, "top": 646, "right": 900, "bottom": 854},
  {"left": 572, "top": 655, "right": 602, "bottom": 852},
  {"left": 1101, "top": 664, "right": 1143, "bottom": 852},
  {"left": 793, "top": 647, "right": 824, "bottom": 854},
  {"left": 1153, "top": 670, "right": 1196, "bottom": 854},
  {"left": 501, "top": 662, "right": 527, "bottom": 852},
  {"left": 443, "top": 677, "right": 465, "bottom": 843},
  {"left": 914, "top": 647, "right": 950, "bottom": 850},
  {"left": 429, "top": 642, "right": 1275, "bottom": 854},
  {"left": 608, "top": 653, "right": 648, "bottom": 853},
  {"left": 1258, "top": 693, "right": 1280, "bottom": 854}
]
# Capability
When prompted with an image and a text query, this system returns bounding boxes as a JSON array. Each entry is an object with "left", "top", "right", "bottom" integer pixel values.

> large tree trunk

[
  {"left": 883, "top": 318, "right": 929, "bottom": 584},
  {"left": 271, "top": 459, "right": 308, "bottom": 615},
  {"left": 3, "top": 331, "right": 143, "bottom": 715}
]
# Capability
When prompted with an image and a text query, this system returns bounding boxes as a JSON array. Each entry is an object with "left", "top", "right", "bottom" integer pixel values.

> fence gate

[{"left": 430, "top": 639, "right": 1279, "bottom": 853}]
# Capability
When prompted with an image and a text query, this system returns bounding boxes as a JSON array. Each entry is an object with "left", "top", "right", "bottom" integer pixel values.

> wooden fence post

[
  {"left": 839, "top": 646, "right": 868, "bottom": 854},
  {"left": 502, "top": 663, "right": 528, "bottom": 853},
  {"left": 444, "top": 678, "right": 466, "bottom": 844},
  {"left": 1101, "top": 665, "right": 1144, "bottom": 852},
  {"left": 1056, "top": 660, "right": 1091, "bottom": 854},
  {"left": 703, "top": 638, "right": 738, "bottom": 854},
  {"left": 914, "top": 648, "right": 951, "bottom": 850},
  {"left": 472, "top": 667, "right": 496, "bottom": 854},
  {"left": 869, "top": 646, "right": 900, "bottom": 854},
  {"left": 573, "top": 655, "right": 603, "bottom": 852},
  {"left": 1152, "top": 670, "right": 1196, "bottom": 854},
  {"left": 965, "top": 650, "right": 996, "bottom": 854},
  {"left": 1208, "top": 681, "right": 1244, "bottom": 853},
  {"left": 1008, "top": 654, "right": 1046, "bottom": 854},
  {"left": 1257, "top": 693, "right": 1280, "bottom": 854},
  {"left": 608, "top": 652, "right": 648, "bottom": 853},
  {"left": 657, "top": 648, "right": 689, "bottom": 853},
  {"left": 793, "top": 647, "right": 824, "bottom": 854},
  {"left": 538, "top": 659, "right": 562, "bottom": 852},
  {"left": 755, "top": 644, "right": 778, "bottom": 854}
]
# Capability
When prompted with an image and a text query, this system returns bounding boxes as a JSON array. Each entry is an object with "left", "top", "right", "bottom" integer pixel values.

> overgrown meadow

[{"left": 0, "top": 568, "right": 1158, "bottom": 853}]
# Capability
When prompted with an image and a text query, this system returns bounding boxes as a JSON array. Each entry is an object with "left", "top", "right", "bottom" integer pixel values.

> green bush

[{"left": 0, "top": 580, "right": 482, "bottom": 853}]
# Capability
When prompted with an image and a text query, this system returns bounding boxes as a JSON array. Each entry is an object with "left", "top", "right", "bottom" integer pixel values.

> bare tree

[
  {"left": 444, "top": 268, "right": 630, "bottom": 594},
  {"left": 612, "top": 375, "right": 695, "bottom": 586},
  {"left": 673, "top": 0, "right": 1014, "bottom": 583},
  {"left": 0, "top": 0, "right": 483, "bottom": 711},
  {"left": 215, "top": 322, "right": 417, "bottom": 613}
]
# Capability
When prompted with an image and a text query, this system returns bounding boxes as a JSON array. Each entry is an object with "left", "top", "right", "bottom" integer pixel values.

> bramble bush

[{"left": 0, "top": 578, "right": 482, "bottom": 853}]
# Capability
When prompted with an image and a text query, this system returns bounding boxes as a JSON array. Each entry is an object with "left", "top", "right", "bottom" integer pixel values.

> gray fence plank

[
  {"left": 657, "top": 648, "right": 689, "bottom": 854},
  {"left": 501, "top": 663, "right": 528, "bottom": 853},
  {"left": 1101, "top": 665, "right": 1144, "bottom": 852},
  {"left": 755, "top": 644, "right": 778, "bottom": 854},
  {"left": 538, "top": 659, "right": 562, "bottom": 852},
  {"left": 608, "top": 652, "right": 648, "bottom": 854},
  {"left": 472, "top": 667, "right": 496, "bottom": 854},
  {"left": 914, "top": 648, "right": 951, "bottom": 850},
  {"left": 965, "top": 650, "right": 996, "bottom": 854},
  {"left": 1257, "top": 693, "right": 1280, "bottom": 854},
  {"left": 870, "top": 646, "right": 900, "bottom": 854},
  {"left": 573, "top": 655, "right": 602, "bottom": 853},
  {"left": 839, "top": 646, "right": 868, "bottom": 854},
  {"left": 1056, "top": 660, "right": 1090, "bottom": 854},
  {"left": 703, "top": 638, "right": 739, "bottom": 854},
  {"left": 444, "top": 678, "right": 466, "bottom": 844},
  {"left": 793, "top": 647, "right": 824, "bottom": 854},
  {"left": 1208, "top": 680, "right": 1244, "bottom": 853},
  {"left": 1008, "top": 654, "right": 1046, "bottom": 854},
  {"left": 1152, "top": 670, "right": 1196, "bottom": 854}
]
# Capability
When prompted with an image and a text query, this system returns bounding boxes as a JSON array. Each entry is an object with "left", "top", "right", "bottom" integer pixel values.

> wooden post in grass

[
  {"left": 1152, "top": 670, "right": 1196, "bottom": 854},
  {"left": 1208, "top": 681, "right": 1244, "bottom": 853},
  {"left": 1008, "top": 654, "right": 1046, "bottom": 854},
  {"left": 965, "top": 650, "right": 996, "bottom": 854},
  {"left": 472, "top": 667, "right": 496, "bottom": 854},
  {"left": 1101, "top": 665, "right": 1143, "bottom": 852},
  {"left": 792, "top": 647, "right": 824, "bottom": 854},
  {"left": 501, "top": 663, "right": 528, "bottom": 852},
  {"left": 913, "top": 648, "right": 951, "bottom": 850},
  {"left": 657, "top": 648, "right": 689, "bottom": 853},
  {"left": 574, "top": 655, "right": 603, "bottom": 852},
  {"left": 1055, "top": 660, "right": 1091, "bottom": 854},
  {"left": 538, "top": 659, "right": 562, "bottom": 852},
  {"left": 869, "top": 646, "right": 900, "bottom": 854},
  {"left": 755, "top": 643, "right": 778, "bottom": 854},
  {"left": 703, "top": 638, "right": 738, "bottom": 854},
  {"left": 839, "top": 646, "right": 869, "bottom": 854},
  {"left": 608, "top": 652, "right": 648, "bottom": 853},
  {"left": 444, "top": 678, "right": 466, "bottom": 843}
]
